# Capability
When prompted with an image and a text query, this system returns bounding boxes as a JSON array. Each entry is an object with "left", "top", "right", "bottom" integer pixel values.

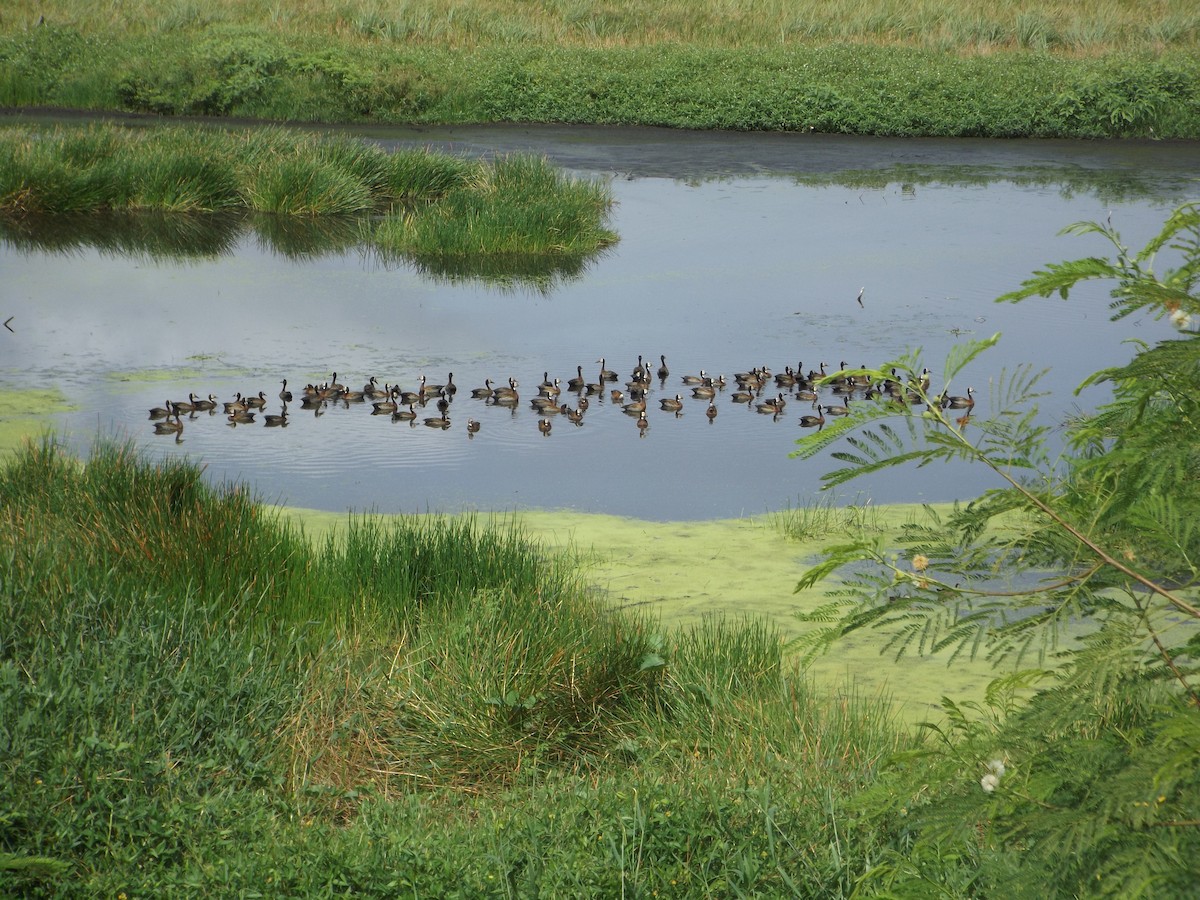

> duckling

[
  {"left": 538, "top": 417, "right": 552, "bottom": 436},
  {"left": 659, "top": 393, "right": 684, "bottom": 412},
  {"left": 392, "top": 404, "right": 417, "bottom": 422},
  {"left": 656, "top": 354, "right": 670, "bottom": 379},
  {"left": 471, "top": 378, "right": 495, "bottom": 399},
  {"left": 705, "top": 400, "right": 718, "bottom": 421},
  {"left": 280, "top": 379, "right": 294, "bottom": 402}
]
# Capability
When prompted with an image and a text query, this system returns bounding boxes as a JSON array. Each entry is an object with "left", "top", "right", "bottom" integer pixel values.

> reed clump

[
  {"left": 1, "top": 437, "right": 911, "bottom": 895},
  {"left": 0, "top": 122, "right": 616, "bottom": 259}
]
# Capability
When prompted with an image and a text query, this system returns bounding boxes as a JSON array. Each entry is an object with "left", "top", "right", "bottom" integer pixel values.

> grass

[
  {"left": 2, "top": 12, "right": 1199, "bottom": 137},
  {"left": 0, "top": 437, "right": 915, "bottom": 896},
  {"left": 5, "top": 0, "right": 1198, "bottom": 54},
  {"left": 0, "top": 122, "right": 618, "bottom": 267}
]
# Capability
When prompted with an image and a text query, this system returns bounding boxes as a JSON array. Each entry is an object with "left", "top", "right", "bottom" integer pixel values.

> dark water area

[{"left": 3, "top": 123, "right": 1197, "bottom": 520}]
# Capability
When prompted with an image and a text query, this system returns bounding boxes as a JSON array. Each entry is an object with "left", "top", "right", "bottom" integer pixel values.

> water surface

[{"left": 3, "top": 125, "right": 1196, "bottom": 520}]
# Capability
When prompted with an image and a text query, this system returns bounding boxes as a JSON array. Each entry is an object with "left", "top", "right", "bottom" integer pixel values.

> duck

[
  {"left": 659, "top": 393, "right": 684, "bottom": 412},
  {"left": 681, "top": 369, "right": 708, "bottom": 385},
  {"left": 705, "top": 400, "right": 718, "bottom": 421},
  {"left": 263, "top": 411, "right": 289, "bottom": 427},
  {"left": 731, "top": 387, "right": 757, "bottom": 404},
  {"left": 338, "top": 388, "right": 366, "bottom": 403},
  {"left": 149, "top": 401, "right": 173, "bottom": 420},
  {"left": 824, "top": 396, "right": 852, "bottom": 417},
  {"left": 243, "top": 391, "right": 268, "bottom": 409},
  {"left": 364, "top": 377, "right": 389, "bottom": 399},
  {"left": 443, "top": 373, "right": 457, "bottom": 395},
  {"left": 192, "top": 393, "right": 218, "bottom": 411},
  {"left": 466, "top": 418, "right": 481, "bottom": 434},
  {"left": 567, "top": 365, "right": 586, "bottom": 391},
  {"left": 566, "top": 406, "right": 585, "bottom": 425},
  {"left": 153, "top": 413, "right": 184, "bottom": 435},
  {"left": 423, "top": 415, "right": 451, "bottom": 429},
  {"left": 691, "top": 383, "right": 717, "bottom": 400},
  {"left": 538, "top": 417, "right": 553, "bottom": 436},
  {"left": 656, "top": 355, "right": 669, "bottom": 379},
  {"left": 798, "top": 406, "right": 826, "bottom": 429},
  {"left": 622, "top": 396, "right": 647, "bottom": 414},
  {"left": 328, "top": 372, "right": 345, "bottom": 392},
  {"left": 392, "top": 404, "right": 417, "bottom": 422},
  {"left": 471, "top": 378, "right": 495, "bottom": 399},
  {"left": 371, "top": 387, "right": 399, "bottom": 414},
  {"left": 610, "top": 388, "right": 625, "bottom": 404},
  {"left": 942, "top": 386, "right": 975, "bottom": 409},
  {"left": 756, "top": 393, "right": 787, "bottom": 414},
  {"left": 577, "top": 395, "right": 590, "bottom": 412},
  {"left": 636, "top": 410, "right": 650, "bottom": 434},
  {"left": 538, "top": 378, "right": 562, "bottom": 399},
  {"left": 280, "top": 380, "right": 294, "bottom": 402},
  {"left": 228, "top": 409, "right": 256, "bottom": 424},
  {"left": 222, "top": 393, "right": 246, "bottom": 413},
  {"left": 597, "top": 357, "right": 618, "bottom": 382},
  {"left": 171, "top": 394, "right": 196, "bottom": 414}
]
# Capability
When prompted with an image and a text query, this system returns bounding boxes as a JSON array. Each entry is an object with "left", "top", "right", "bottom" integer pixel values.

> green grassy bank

[
  {"left": 3, "top": 17, "right": 1200, "bottom": 137},
  {"left": 0, "top": 438, "right": 912, "bottom": 896}
]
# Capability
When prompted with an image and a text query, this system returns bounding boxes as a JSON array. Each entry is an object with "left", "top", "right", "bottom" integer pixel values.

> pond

[{"left": 3, "top": 123, "right": 1197, "bottom": 521}]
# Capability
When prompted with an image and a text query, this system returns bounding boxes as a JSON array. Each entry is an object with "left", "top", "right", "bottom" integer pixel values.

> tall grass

[
  {"left": 1, "top": 437, "right": 914, "bottom": 895},
  {"left": 0, "top": 123, "right": 617, "bottom": 261},
  {"left": 6, "top": 0, "right": 1198, "bottom": 53}
]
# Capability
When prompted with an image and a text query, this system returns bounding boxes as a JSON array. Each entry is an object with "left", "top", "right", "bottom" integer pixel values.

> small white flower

[
  {"left": 980, "top": 773, "right": 999, "bottom": 793},
  {"left": 1169, "top": 308, "right": 1192, "bottom": 330},
  {"left": 986, "top": 758, "right": 1006, "bottom": 777}
]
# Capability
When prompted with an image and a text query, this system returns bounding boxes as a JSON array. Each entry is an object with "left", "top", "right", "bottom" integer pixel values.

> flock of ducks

[{"left": 149, "top": 357, "right": 975, "bottom": 441}]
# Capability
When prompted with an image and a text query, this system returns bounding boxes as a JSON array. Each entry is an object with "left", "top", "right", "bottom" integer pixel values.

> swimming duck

[
  {"left": 942, "top": 386, "right": 975, "bottom": 409},
  {"left": 223, "top": 393, "right": 246, "bottom": 413},
  {"left": 567, "top": 365, "right": 586, "bottom": 391},
  {"left": 598, "top": 357, "right": 618, "bottom": 382},
  {"left": 824, "top": 396, "right": 852, "bottom": 416},
  {"left": 466, "top": 418, "right": 481, "bottom": 434},
  {"left": 691, "top": 384, "right": 717, "bottom": 400},
  {"left": 228, "top": 409, "right": 256, "bottom": 424},
  {"left": 423, "top": 415, "right": 451, "bottom": 429},
  {"left": 705, "top": 400, "right": 718, "bottom": 421},
  {"left": 371, "top": 387, "right": 399, "bottom": 414},
  {"left": 280, "top": 380, "right": 294, "bottom": 402},
  {"left": 656, "top": 354, "right": 670, "bottom": 379},
  {"left": 153, "top": 414, "right": 183, "bottom": 435},
  {"left": 538, "top": 417, "right": 552, "bottom": 436},
  {"left": 192, "top": 393, "right": 218, "bottom": 411},
  {"left": 798, "top": 406, "right": 826, "bottom": 429},
  {"left": 149, "top": 401, "right": 173, "bottom": 420},
  {"left": 659, "top": 394, "right": 684, "bottom": 412},
  {"left": 471, "top": 378, "right": 495, "bottom": 399},
  {"left": 622, "top": 396, "right": 647, "bottom": 414},
  {"left": 243, "top": 391, "right": 268, "bottom": 409},
  {"left": 636, "top": 410, "right": 650, "bottom": 434},
  {"left": 263, "top": 411, "right": 288, "bottom": 427},
  {"left": 392, "top": 404, "right": 417, "bottom": 422},
  {"left": 681, "top": 369, "right": 708, "bottom": 385}
]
